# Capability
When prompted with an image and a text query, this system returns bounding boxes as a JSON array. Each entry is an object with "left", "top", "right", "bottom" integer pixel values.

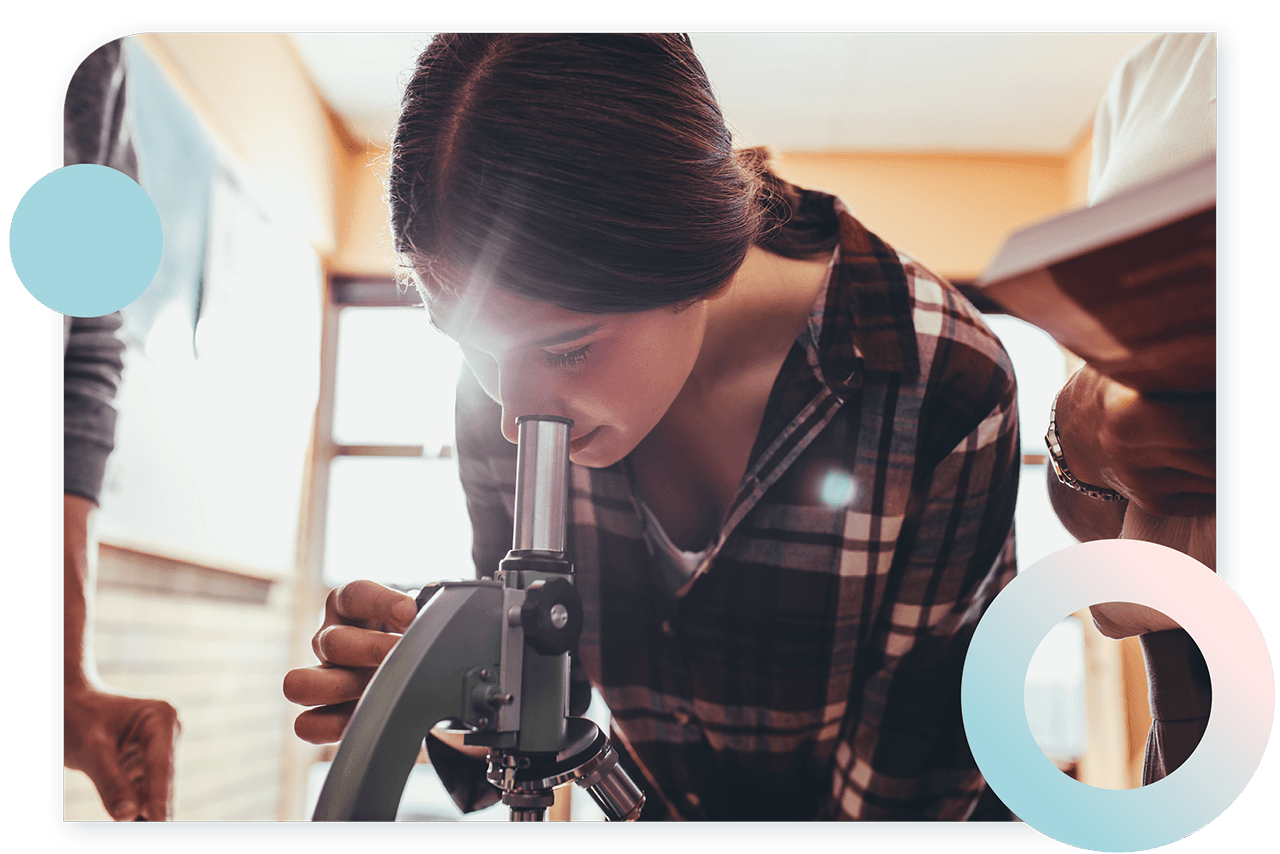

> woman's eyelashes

[{"left": 544, "top": 343, "right": 593, "bottom": 369}]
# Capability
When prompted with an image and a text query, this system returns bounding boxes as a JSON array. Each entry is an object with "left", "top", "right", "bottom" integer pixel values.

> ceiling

[{"left": 289, "top": 32, "right": 1156, "bottom": 155}]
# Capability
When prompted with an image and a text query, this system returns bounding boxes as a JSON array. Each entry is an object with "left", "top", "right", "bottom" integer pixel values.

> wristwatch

[{"left": 1045, "top": 393, "right": 1128, "bottom": 502}]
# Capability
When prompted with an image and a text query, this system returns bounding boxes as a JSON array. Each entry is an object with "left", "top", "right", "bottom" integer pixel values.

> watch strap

[{"left": 1045, "top": 393, "right": 1128, "bottom": 502}]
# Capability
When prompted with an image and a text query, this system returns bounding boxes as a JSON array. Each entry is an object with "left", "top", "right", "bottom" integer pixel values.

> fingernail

[{"left": 113, "top": 801, "right": 138, "bottom": 820}]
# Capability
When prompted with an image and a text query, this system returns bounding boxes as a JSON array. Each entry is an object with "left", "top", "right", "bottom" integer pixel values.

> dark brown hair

[{"left": 389, "top": 34, "right": 836, "bottom": 314}]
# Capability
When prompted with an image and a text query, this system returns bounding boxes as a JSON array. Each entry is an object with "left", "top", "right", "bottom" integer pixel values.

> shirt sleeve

[
  {"left": 64, "top": 312, "right": 126, "bottom": 502},
  {"left": 1088, "top": 34, "right": 1216, "bottom": 205},
  {"left": 62, "top": 38, "right": 137, "bottom": 503},
  {"left": 828, "top": 291, "right": 1021, "bottom": 820},
  {"left": 1139, "top": 628, "right": 1211, "bottom": 783}
]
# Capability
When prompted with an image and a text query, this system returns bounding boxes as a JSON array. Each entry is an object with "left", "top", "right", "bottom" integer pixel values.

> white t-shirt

[
  {"left": 1088, "top": 33, "right": 1216, "bottom": 205},
  {"left": 637, "top": 498, "right": 715, "bottom": 596}
]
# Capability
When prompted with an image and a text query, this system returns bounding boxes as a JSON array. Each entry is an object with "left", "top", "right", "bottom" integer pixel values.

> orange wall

[
  {"left": 1064, "top": 123, "right": 1095, "bottom": 207},
  {"left": 771, "top": 150, "right": 1072, "bottom": 281},
  {"left": 333, "top": 146, "right": 1092, "bottom": 283},
  {"left": 330, "top": 146, "right": 399, "bottom": 277}
]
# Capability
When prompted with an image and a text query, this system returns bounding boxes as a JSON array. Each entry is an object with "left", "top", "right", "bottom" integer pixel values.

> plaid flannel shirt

[{"left": 446, "top": 188, "right": 1019, "bottom": 820}]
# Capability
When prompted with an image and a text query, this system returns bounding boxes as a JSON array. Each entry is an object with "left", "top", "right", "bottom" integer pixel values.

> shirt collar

[{"left": 804, "top": 195, "right": 921, "bottom": 398}]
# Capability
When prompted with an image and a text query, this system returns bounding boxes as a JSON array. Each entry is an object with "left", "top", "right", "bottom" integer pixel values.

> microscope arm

[
  {"left": 312, "top": 581, "right": 502, "bottom": 821},
  {"left": 310, "top": 417, "right": 642, "bottom": 822}
]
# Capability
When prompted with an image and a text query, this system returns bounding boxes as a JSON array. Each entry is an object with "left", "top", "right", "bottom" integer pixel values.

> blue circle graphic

[
  {"left": 962, "top": 540, "right": 1273, "bottom": 851},
  {"left": 9, "top": 164, "right": 162, "bottom": 318}
]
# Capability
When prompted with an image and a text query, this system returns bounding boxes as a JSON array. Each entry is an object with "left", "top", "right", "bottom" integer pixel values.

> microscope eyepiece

[{"left": 512, "top": 416, "right": 573, "bottom": 554}]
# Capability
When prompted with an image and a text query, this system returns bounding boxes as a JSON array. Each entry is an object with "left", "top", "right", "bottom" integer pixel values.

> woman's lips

[{"left": 570, "top": 426, "right": 602, "bottom": 454}]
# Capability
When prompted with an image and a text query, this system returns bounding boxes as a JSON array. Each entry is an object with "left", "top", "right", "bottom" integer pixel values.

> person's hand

[
  {"left": 1054, "top": 365, "right": 1215, "bottom": 517},
  {"left": 63, "top": 492, "right": 180, "bottom": 820},
  {"left": 283, "top": 580, "right": 418, "bottom": 743},
  {"left": 1089, "top": 600, "right": 1182, "bottom": 640},
  {"left": 64, "top": 687, "right": 179, "bottom": 820}
]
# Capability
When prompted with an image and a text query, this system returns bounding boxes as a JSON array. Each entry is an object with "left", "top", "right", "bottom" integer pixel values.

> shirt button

[
  {"left": 672, "top": 709, "right": 691, "bottom": 726},
  {"left": 685, "top": 792, "right": 701, "bottom": 809},
  {"left": 660, "top": 620, "right": 676, "bottom": 638}
]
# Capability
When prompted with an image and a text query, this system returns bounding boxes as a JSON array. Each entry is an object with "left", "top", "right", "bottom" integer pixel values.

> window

[
  {"left": 306, "top": 279, "right": 598, "bottom": 818},
  {"left": 323, "top": 303, "right": 471, "bottom": 589},
  {"left": 982, "top": 314, "right": 1079, "bottom": 571}
]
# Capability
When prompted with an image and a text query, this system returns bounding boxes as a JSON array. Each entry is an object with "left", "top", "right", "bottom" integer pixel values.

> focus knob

[{"left": 520, "top": 577, "right": 583, "bottom": 655}]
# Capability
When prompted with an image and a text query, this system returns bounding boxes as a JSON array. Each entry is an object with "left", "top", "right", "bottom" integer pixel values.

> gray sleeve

[
  {"left": 64, "top": 38, "right": 139, "bottom": 179},
  {"left": 62, "top": 38, "right": 137, "bottom": 502},
  {"left": 64, "top": 313, "right": 125, "bottom": 502}
]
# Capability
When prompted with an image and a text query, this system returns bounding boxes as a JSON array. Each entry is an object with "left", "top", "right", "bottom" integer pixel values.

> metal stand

[
  {"left": 487, "top": 716, "right": 643, "bottom": 821},
  {"left": 312, "top": 416, "right": 644, "bottom": 822}
]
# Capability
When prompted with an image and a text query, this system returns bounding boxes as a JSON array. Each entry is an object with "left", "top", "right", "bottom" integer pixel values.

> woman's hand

[
  {"left": 1054, "top": 365, "right": 1215, "bottom": 517},
  {"left": 283, "top": 580, "right": 418, "bottom": 744},
  {"left": 64, "top": 687, "right": 180, "bottom": 820}
]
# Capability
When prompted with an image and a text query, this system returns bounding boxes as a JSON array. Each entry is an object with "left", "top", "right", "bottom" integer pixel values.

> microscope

[{"left": 311, "top": 415, "right": 645, "bottom": 821}]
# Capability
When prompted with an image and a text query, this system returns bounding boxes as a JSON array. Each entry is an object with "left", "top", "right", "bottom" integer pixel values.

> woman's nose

[{"left": 497, "top": 360, "right": 567, "bottom": 444}]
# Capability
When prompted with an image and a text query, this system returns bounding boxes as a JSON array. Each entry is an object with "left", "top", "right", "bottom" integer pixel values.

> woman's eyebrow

[
  {"left": 425, "top": 304, "right": 603, "bottom": 351},
  {"left": 525, "top": 324, "right": 603, "bottom": 349}
]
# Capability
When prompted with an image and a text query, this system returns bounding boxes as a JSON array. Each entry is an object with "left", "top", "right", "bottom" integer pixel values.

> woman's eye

[{"left": 544, "top": 344, "right": 593, "bottom": 369}]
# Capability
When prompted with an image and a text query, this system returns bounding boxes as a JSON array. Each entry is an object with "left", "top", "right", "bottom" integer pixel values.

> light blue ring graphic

[
  {"left": 9, "top": 164, "right": 162, "bottom": 317},
  {"left": 962, "top": 540, "right": 1272, "bottom": 852}
]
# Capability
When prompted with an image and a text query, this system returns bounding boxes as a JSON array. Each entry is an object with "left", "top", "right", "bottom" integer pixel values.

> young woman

[{"left": 283, "top": 34, "right": 1020, "bottom": 821}]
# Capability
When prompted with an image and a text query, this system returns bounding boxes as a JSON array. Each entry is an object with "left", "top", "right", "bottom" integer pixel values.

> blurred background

[{"left": 63, "top": 32, "right": 1164, "bottom": 820}]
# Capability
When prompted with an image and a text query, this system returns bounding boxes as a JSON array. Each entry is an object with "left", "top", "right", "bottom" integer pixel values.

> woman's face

[{"left": 430, "top": 285, "right": 709, "bottom": 467}]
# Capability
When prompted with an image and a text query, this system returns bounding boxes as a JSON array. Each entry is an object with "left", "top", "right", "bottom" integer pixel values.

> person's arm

[
  {"left": 1047, "top": 362, "right": 1215, "bottom": 530},
  {"left": 62, "top": 39, "right": 187, "bottom": 821},
  {"left": 64, "top": 494, "right": 180, "bottom": 821},
  {"left": 64, "top": 310, "right": 182, "bottom": 820},
  {"left": 64, "top": 313, "right": 182, "bottom": 821},
  {"left": 829, "top": 315, "right": 1020, "bottom": 820},
  {"left": 1047, "top": 364, "right": 1215, "bottom": 639},
  {"left": 1045, "top": 465, "right": 1128, "bottom": 543},
  {"left": 1138, "top": 628, "right": 1212, "bottom": 783}
]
